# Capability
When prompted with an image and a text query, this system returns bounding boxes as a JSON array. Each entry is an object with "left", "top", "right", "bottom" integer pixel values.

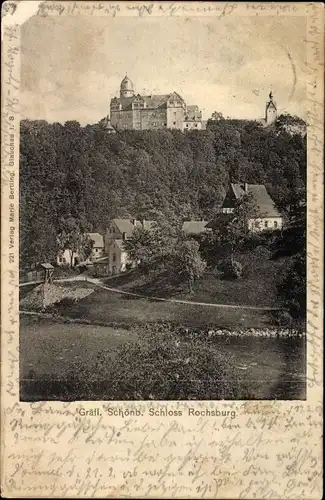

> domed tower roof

[{"left": 120, "top": 75, "right": 135, "bottom": 97}]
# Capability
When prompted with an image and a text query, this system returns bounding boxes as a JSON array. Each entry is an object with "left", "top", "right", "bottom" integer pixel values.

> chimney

[{"left": 244, "top": 183, "right": 249, "bottom": 193}]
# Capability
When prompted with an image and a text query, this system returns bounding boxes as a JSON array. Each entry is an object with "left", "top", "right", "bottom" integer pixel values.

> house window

[
  {"left": 59, "top": 257, "right": 63, "bottom": 263},
  {"left": 264, "top": 221, "right": 268, "bottom": 228},
  {"left": 113, "top": 253, "right": 116, "bottom": 262},
  {"left": 274, "top": 221, "right": 278, "bottom": 228},
  {"left": 254, "top": 221, "right": 260, "bottom": 228}
]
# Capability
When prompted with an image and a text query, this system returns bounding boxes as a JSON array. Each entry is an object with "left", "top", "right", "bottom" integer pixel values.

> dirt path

[
  {"left": 20, "top": 275, "right": 280, "bottom": 311},
  {"left": 85, "top": 277, "right": 280, "bottom": 312}
]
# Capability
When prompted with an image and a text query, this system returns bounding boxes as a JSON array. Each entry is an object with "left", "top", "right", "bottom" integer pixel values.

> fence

[{"left": 19, "top": 270, "right": 44, "bottom": 284}]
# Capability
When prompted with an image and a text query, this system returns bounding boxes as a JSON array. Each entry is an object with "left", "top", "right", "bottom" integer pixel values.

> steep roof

[
  {"left": 266, "top": 100, "right": 277, "bottom": 111},
  {"left": 230, "top": 183, "right": 246, "bottom": 199},
  {"left": 112, "top": 219, "right": 139, "bottom": 237},
  {"left": 87, "top": 233, "right": 104, "bottom": 248},
  {"left": 111, "top": 92, "right": 186, "bottom": 110},
  {"left": 111, "top": 219, "right": 156, "bottom": 237},
  {"left": 187, "top": 105, "right": 199, "bottom": 112},
  {"left": 142, "top": 94, "right": 171, "bottom": 108},
  {"left": 41, "top": 263, "right": 54, "bottom": 269},
  {"left": 226, "top": 183, "right": 281, "bottom": 218},
  {"left": 247, "top": 184, "right": 281, "bottom": 217},
  {"left": 182, "top": 220, "right": 210, "bottom": 235}
]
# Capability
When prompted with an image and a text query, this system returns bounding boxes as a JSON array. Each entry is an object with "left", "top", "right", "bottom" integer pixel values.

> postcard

[{"left": 1, "top": 1, "right": 323, "bottom": 498}]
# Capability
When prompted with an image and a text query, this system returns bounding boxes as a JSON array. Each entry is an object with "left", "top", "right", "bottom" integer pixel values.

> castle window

[
  {"left": 173, "top": 121, "right": 176, "bottom": 125},
  {"left": 113, "top": 253, "right": 116, "bottom": 262},
  {"left": 274, "top": 221, "right": 278, "bottom": 228}
]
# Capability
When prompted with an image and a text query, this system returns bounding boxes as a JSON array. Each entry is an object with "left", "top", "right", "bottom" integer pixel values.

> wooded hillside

[{"left": 20, "top": 115, "right": 306, "bottom": 267}]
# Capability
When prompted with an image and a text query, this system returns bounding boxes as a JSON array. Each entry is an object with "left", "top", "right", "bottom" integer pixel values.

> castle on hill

[
  {"left": 110, "top": 75, "right": 204, "bottom": 131},
  {"left": 109, "top": 75, "right": 278, "bottom": 131}
]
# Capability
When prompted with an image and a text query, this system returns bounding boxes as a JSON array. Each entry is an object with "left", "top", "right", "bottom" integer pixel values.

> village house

[
  {"left": 56, "top": 232, "right": 104, "bottom": 267},
  {"left": 87, "top": 233, "right": 104, "bottom": 261},
  {"left": 57, "top": 248, "right": 79, "bottom": 267},
  {"left": 220, "top": 183, "right": 283, "bottom": 232},
  {"left": 93, "top": 218, "right": 155, "bottom": 276}
]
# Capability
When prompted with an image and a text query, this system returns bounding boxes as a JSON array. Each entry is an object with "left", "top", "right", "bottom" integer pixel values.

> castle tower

[
  {"left": 265, "top": 90, "right": 277, "bottom": 125},
  {"left": 120, "top": 74, "right": 135, "bottom": 98}
]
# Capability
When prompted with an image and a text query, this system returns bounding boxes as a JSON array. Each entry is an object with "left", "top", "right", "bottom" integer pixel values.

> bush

[
  {"left": 275, "top": 310, "right": 293, "bottom": 329},
  {"left": 218, "top": 259, "right": 243, "bottom": 280},
  {"left": 54, "top": 296, "right": 76, "bottom": 308},
  {"left": 254, "top": 245, "right": 271, "bottom": 259},
  {"left": 277, "top": 251, "right": 306, "bottom": 319},
  {"left": 93, "top": 327, "right": 250, "bottom": 399}
]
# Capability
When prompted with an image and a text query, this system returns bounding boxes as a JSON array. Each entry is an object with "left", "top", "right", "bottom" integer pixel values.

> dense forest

[{"left": 20, "top": 115, "right": 306, "bottom": 268}]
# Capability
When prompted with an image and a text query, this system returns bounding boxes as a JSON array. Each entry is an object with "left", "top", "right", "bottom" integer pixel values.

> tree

[
  {"left": 213, "top": 193, "right": 259, "bottom": 263},
  {"left": 210, "top": 111, "right": 224, "bottom": 121},
  {"left": 274, "top": 196, "right": 306, "bottom": 322},
  {"left": 57, "top": 217, "right": 92, "bottom": 267},
  {"left": 277, "top": 249, "right": 306, "bottom": 320},
  {"left": 173, "top": 240, "right": 207, "bottom": 292},
  {"left": 19, "top": 115, "right": 306, "bottom": 268},
  {"left": 122, "top": 226, "right": 156, "bottom": 270}
]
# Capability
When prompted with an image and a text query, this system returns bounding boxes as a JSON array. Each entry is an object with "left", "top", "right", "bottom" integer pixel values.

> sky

[{"left": 21, "top": 15, "right": 307, "bottom": 125}]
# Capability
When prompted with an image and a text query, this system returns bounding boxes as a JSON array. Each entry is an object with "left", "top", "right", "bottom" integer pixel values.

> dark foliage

[{"left": 20, "top": 117, "right": 306, "bottom": 268}]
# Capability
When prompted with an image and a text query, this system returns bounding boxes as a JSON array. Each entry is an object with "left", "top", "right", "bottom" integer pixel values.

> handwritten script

[{"left": 2, "top": 402, "right": 323, "bottom": 498}]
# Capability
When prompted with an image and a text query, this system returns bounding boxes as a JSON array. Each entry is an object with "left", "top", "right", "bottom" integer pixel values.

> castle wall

[
  {"left": 110, "top": 110, "right": 134, "bottom": 130},
  {"left": 184, "top": 121, "right": 202, "bottom": 131},
  {"left": 140, "top": 108, "right": 167, "bottom": 130},
  {"left": 132, "top": 108, "right": 142, "bottom": 130},
  {"left": 166, "top": 106, "right": 185, "bottom": 129}
]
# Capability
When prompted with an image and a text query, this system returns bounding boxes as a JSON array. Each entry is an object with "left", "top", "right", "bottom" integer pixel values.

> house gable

[
  {"left": 167, "top": 92, "right": 186, "bottom": 108},
  {"left": 221, "top": 183, "right": 282, "bottom": 219},
  {"left": 221, "top": 184, "right": 244, "bottom": 211}
]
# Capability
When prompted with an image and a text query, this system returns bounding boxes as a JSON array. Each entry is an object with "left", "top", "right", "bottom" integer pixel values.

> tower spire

[{"left": 265, "top": 87, "right": 277, "bottom": 125}]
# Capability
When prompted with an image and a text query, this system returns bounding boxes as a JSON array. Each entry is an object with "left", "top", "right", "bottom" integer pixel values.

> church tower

[
  {"left": 265, "top": 90, "right": 277, "bottom": 125},
  {"left": 120, "top": 75, "right": 135, "bottom": 98}
]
